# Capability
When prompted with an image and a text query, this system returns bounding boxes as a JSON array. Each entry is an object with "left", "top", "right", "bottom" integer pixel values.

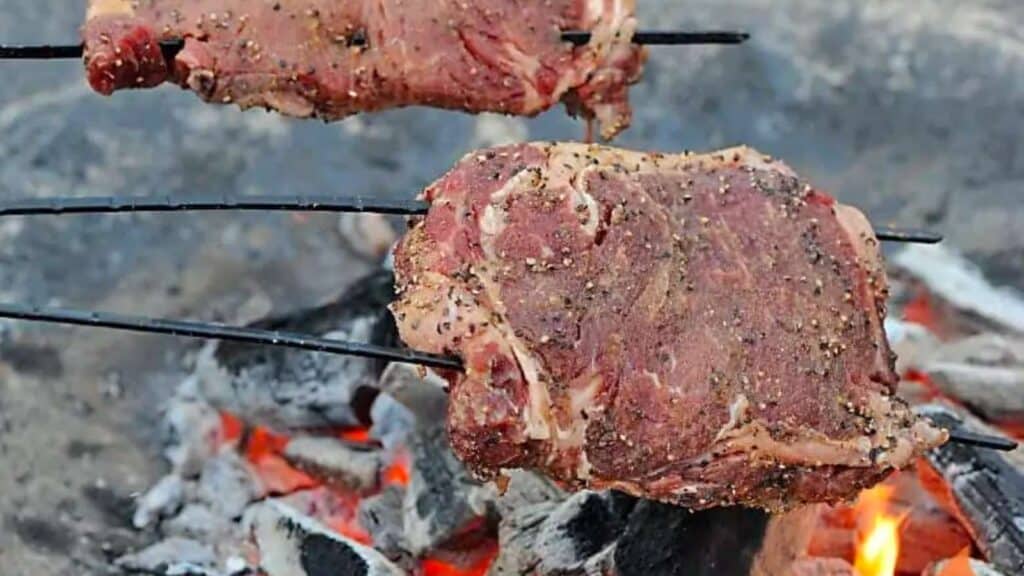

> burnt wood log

[
  {"left": 914, "top": 334, "right": 1024, "bottom": 422},
  {"left": 282, "top": 435, "right": 384, "bottom": 494},
  {"left": 196, "top": 269, "right": 397, "bottom": 431},
  {"left": 248, "top": 499, "right": 404, "bottom": 576},
  {"left": 614, "top": 503, "right": 769, "bottom": 576},
  {"left": 917, "top": 404, "right": 1024, "bottom": 575},
  {"left": 403, "top": 423, "right": 494, "bottom": 555},
  {"left": 358, "top": 485, "right": 414, "bottom": 569},
  {"left": 489, "top": 490, "right": 633, "bottom": 575}
]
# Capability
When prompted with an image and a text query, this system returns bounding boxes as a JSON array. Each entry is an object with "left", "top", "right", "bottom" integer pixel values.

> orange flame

[{"left": 854, "top": 486, "right": 902, "bottom": 576}]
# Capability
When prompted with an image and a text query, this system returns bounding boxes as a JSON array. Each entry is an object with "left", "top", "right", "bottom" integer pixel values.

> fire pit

[
  {"left": 1, "top": 2, "right": 1023, "bottom": 576},
  {"left": 71, "top": 252, "right": 1018, "bottom": 576}
]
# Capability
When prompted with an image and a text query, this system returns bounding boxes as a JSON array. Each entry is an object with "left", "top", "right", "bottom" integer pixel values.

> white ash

[
  {"left": 197, "top": 450, "right": 263, "bottom": 520},
  {"left": 246, "top": 499, "right": 404, "bottom": 576},
  {"left": 897, "top": 333, "right": 1024, "bottom": 421},
  {"left": 163, "top": 503, "right": 237, "bottom": 543},
  {"left": 162, "top": 375, "right": 223, "bottom": 477},
  {"left": 932, "top": 333, "right": 1024, "bottom": 366},
  {"left": 927, "top": 362, "right": 1024, "bottom": 421},
  {"left": 283, "top": 435, "right": 383, "bottom": 494},
  {"left": 893, "top": 244, "right": 1024, "bottom": 334},
  {"left": 339, "top": 213, "right": 399, "bottom": 261},
  {"left": 134, "top": 473, "right": 186, "bottom": 529},
  {"left": 116, "top": 537, "right": 218, "bottom": 575}
]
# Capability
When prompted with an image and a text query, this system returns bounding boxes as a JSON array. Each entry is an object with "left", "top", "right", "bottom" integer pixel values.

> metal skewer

[
  {"left": 562, "top": 30, "right": 750, "bottom": 46},
  {"left": 0, "top": 39, "right": 184, "bottom": 60},
  {"left": 0, "top": 303, "right": 461, "bottom": 371},
  {"left": 0, "top": 194, "right": 941, "bottom": 244},
  {"left": 0, "top": 306, "right": 1012, "bottom": 451},
  {"left": 944, "top": 428, "right": 1018, "bottom": 452},
  {"left": 0, "top": 194, "right": 430, "bottom": 217},
  {"left": 873, "top": 227, "right": 942, "bottom": 244},
  {"left": 0, "top": 30, "right": 748, "bottom": 61}
]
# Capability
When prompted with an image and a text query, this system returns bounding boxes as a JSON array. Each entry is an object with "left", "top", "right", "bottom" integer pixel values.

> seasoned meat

[
  {"left": 391, "top": 143, "right": 947, "bottom": 510},
  {"left": 82, "top": 0, "right": 645, "bottom": 138}
]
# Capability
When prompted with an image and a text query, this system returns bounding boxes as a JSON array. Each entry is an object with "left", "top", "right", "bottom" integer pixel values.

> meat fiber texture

[
  {"left": 82, "top": 0, "right": 645, "bottom": 139},
  {"left": 391, "top": 143, "right": 947, "bottom": 511}
]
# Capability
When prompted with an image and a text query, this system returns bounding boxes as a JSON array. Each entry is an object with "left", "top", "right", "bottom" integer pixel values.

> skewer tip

[{"left": 945, "top": 428, "right": 1018, "bottom": 451}]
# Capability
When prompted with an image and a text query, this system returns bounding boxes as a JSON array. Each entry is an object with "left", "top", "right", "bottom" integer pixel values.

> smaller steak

[
  {"left": 391, "top": 143, "right": 947, "bottom": 511},
  {"left": 82, "top": 0, "right": 645, "bottom": 138}
]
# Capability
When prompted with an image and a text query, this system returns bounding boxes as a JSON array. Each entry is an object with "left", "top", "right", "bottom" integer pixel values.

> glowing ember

[
  {"left": 214, "top": 411, "right": 494, "bottom": 574},
  {"left": 854, "top": 486, "right": 902, "bottom": 576},
  {"left": 422, "top": 541, "right": 498, "bottom": 576},
  {"left": 903, "top": 290, "right": 938, "bottom": 332},
  {"left": 383, "top": 449, "right": 411, "bottom": 487}
]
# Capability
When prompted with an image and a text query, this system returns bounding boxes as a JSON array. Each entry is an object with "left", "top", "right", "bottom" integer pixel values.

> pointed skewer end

[{"left": 945, "top": 428, "right": 1018, "bottom": 451}]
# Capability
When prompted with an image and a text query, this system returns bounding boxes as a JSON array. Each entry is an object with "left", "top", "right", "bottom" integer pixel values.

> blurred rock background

[{"left": 0, "top": 1, "right": 1021, "bottom": 574}]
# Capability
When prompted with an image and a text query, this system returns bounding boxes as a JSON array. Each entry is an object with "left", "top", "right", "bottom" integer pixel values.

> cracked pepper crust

[
  {"left": 392, "top": 143, "right": 946, "bottom": 510},
  {"left": 82, "top": 0, "right": 644, "bottom": 139}
]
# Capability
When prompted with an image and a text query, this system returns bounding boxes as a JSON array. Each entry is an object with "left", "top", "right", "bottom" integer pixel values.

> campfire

[
  {"left": 1, "top": 5, "right": 1022, "bottom": 574},
  {"left": 96, "top": 240, "right": 1022, "bottom": 576}
]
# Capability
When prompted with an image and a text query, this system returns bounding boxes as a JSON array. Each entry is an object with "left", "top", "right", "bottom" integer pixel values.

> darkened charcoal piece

[
  {"left": 249, "top": 500, "right": 404, "bottom": 576},
  {"left": 393, "top": 143, "right": 946, "bottom": 510},
  {"left": 196, "top": 269, "right": 396, "bottom": 431},
  {"left": 615, "top": 503, "right": 770, "bottom": 576},
  {"left": 404, "top": 423, "right": 494, "bottom": 556},
  {"left": 917, "top": 404, "right": 1024, "bottom": 576},
  {"left": 283, "top": 436, "right": 384, "bottom": 494},
  {"left": 82, "top": 0, "right": 645, "bottom": 138},
  {"left": 358, "top": 485, "right": 414, "bottom": 569},
  {"left": 490, "top": 490, "right": 634, "bottom": 575}
]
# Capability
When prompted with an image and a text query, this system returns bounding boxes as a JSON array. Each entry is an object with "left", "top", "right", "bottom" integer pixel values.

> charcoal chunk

[
  {"left": 404, "top": 424, "right": 493, "bottom": 555},
  {"left": 283, "top": 435, "right": 383, "bottom": 494},
  {"left": 490, "top": 490, "right": 631, "bottom": 576},
  {"left": 614, "top": 503, "right": 769, "bottom": 576},
  {"left": 197, "top": 270, "right": 396, "bottom": 431},
  {"left": 249, "top": 500, "right": 403, "bottom": 576},
  {"left": 358, "top": 486, "right": 414, "bottom": 568}
]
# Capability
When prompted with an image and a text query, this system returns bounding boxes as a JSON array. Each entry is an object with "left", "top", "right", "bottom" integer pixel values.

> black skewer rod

[
  {"left": 0, "top": 306, "right": 1016, "bottom": 450},
  {"left": 944, "top": 428, "right": 1018, "bottom": 451},
  {"left": 562, "top": 30, "right": 750, "bottom": 46},
  {"left": 0, "top": 195, "right": 431, "bottom": 217},
  {"left": 0, "top": 44, "right": 84, "bottom": 59},
  {"left": 873, "top": 226, "right": 943, "bottom": 244},
  {"left": 0, "top": 303, "right": 462, "bottom": 371},
  {"left": 0, "top": 39, "right": 184, "bottom": 60},
  {"left": 1, "top": 31, "right": 747, "bottom": 60},
  {"left": 0, "top": 195, "right": 941, "bottom": 244}
]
